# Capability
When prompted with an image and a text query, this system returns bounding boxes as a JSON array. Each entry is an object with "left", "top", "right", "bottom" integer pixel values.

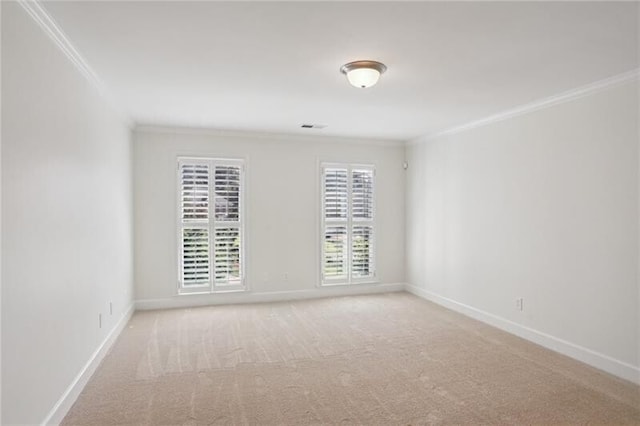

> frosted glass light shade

[
  {"left": 346, "top": 68, "right": 381, "bottom": 88},
  {"left": 340, "top": 60, "right": 387, "bottom": 89}
]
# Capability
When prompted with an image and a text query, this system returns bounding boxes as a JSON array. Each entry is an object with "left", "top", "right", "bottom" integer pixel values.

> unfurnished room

[{"left": 1, "top": 1, "right": 640, "bottom": 424}]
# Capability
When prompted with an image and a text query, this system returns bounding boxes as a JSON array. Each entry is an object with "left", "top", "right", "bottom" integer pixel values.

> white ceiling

[{"left": 43, "top": 1, "right": 638, "bottom": 141}]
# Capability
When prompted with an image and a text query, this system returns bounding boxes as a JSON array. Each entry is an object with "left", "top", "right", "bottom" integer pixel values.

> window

[
  {"left": 321, "top": 163, "right": 375, "bottom": 285},
  {"left": 178, "top": 157, "right": 245, "bottom": 293}
]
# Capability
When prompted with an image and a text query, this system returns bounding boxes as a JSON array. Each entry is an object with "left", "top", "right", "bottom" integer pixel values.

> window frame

[
  {"left": 320, "top": 162, "right": 377, "bottom": 286},
  {"left": 176, "top": 156, "right": 246, "bottom": 294}
]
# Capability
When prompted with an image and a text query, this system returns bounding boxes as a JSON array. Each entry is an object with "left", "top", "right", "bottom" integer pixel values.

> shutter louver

[
  {"left": 181, "top": 228, "right": 209, "bottom": 285},
  {"left": 352, "top": 225, "right": 374, "bottom": 278},
  {"left": 323, "top": 226, "right": 348, "bottom": 278},
  {"left": 214, "top": 166, "right": 240, "bottom": 221},
  {"left": 181, "top": 164, "right": 209, "bottom": 221},
  {"left": 213, "top": 164, "right": 242, "bottom": 286},
  {"left": 180, "top": 163, "right": 210, "bottom": 287},
  {"left": 324, "top": 168, "right": 348, "bottom": 220},
  {"left": 352, "top": 169, "right": 374, "bottom": 220},
  {"left": 214, "top": 227, "right": 241, "bottom": 285}
]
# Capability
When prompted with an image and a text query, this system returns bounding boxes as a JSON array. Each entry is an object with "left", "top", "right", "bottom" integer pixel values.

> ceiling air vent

[{"left": 301, "top": 124, "right": 327, "bottom": 129}]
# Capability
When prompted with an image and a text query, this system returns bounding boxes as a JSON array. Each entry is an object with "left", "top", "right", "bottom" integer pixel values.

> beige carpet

[{"left": 63, "top": 292, "right": 640, "bottom": 425}]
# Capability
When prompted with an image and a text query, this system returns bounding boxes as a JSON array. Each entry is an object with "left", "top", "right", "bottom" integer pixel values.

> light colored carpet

[{"left": 63, "top": 292, "right": 640, "bottom": 425}]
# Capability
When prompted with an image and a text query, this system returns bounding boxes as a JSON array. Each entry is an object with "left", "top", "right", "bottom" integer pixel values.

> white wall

[
  {"left": 134, "top": 128, "right": 405, "bottom": 306},
  {"left": 406, "top": 79, "right": 639, "bottom": 382},
  {"left": 1, "top": 3, "right": 134, "bottom": 424},
  {"left": 0, "top": 1, "right": 4, "bottom": 421}
]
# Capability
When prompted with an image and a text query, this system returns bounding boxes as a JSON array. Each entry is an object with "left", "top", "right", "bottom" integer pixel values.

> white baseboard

[
  {"left": 42, "top": 303, "right": 135, "bottom": 425},
  {"left": 404, "top": 284, "right": 640, "bottom": 385},
  {"left": 135, "top": 282, "right": 406, "bottom": 310}
]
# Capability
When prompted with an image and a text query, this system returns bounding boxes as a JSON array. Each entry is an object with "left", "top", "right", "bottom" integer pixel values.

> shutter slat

[
  {"left": 181, "top": 163, "right": 209, "bottom": 221},
  {"left": 352, "top": 169, "right": 374, "bottom": 220},
  {"left": 323, "top": 226, "right": 347, "bottom": 278},
  {"left": 214, "top": 227, "right": 241, "bottom": 285},
  {"left": 214, "top": 166, "right": 241, "bottom": 221},
  {"left": 181, "top": 228, "right": 209, "bottom": 285},
  {"left": 352, "top": 225, "right": 374, "bottom": 278},
  {"left": 324, "top": 168, "right": 348, "bottom": 219}
]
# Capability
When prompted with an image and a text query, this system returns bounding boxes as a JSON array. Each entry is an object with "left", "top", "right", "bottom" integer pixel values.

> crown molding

[
  {"left": 17, "top": 0, "right": 133, "bottom": 128},
  {"left": 408, "top": 69, "right": 640, "bottom": 146},
  {"left": 134, "top": 124, "right": 406, "bottom": 147},
  {"left": 18, "top": 0, "right": 105, "bottom": 93}
]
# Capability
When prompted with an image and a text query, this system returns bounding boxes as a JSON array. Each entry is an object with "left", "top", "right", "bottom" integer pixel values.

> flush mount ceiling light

[{"left": 340, "top": 60, "right": 387, "bottom": 88}]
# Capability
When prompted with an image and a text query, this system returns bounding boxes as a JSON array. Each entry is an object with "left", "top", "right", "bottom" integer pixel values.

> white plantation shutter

[
  {"left": 323, "top": 226, "right": 348, "bottom": 279},
  {"left": 321, "top": 163, "right": 375, "bottom": 284},
  {"left": 180, "top": 163, "right": 210, "bottom": 286},
  {"left": 181, "top": 228, "right": 209, "bottom": 285},
  {"left": 352, "top": 225, "right": 374, "bottom": 278},
  {"left": 352, "top": 169, "right": 374, "bottom": 220},
  {"left": 181, "top": 164, "right": 209, "bottom": 221},
  {"left": 324, "top": 168, "right": 348, "bottom": 219},
  {"left": 214, "top": 226, "right": 241, "bottom": 285},
  {"left": 350, "top": 168, "right": 374, "bottom": 279},
  {"left": 178, "top": 158, "right": 244, "bottom": 292},
  {"left": 214, "top": 166, "right": 240, "bottom": 221},
  {"left": 213, "top": 164, "right": 242, "bottom": 286},
  {"left": 322, "top": 166, "right": 348, "bottom": 281}
]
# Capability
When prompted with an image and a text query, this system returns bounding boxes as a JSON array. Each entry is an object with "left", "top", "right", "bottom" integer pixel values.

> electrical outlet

[
  {"left": 109, "top": 302, "right": 113, "bottom": 315},
  {"left": 516, "top": 298, "right": 524, "bottom": 311},
  {"left": 99, "top": 313, "right": 102, "bottom": 328}
]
